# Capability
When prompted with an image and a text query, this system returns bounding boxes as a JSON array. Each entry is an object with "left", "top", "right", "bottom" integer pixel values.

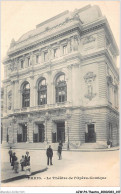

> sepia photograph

[{"left": 1, "top": 0, "right": 120, "bottom": 191}]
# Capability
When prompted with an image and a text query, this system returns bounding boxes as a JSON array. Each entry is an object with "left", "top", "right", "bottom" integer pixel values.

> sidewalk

[
  {"left": 1, "top": 161, "right": 47, "bottom": 183},
  {"left": 1, "top": 149, "right": 48, "bottom": 183}
]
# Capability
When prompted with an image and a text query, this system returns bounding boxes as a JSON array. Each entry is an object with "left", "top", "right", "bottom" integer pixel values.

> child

[
  {"left": 14, "top": 157, "right": 19, "bottom": 173},
  {"left": 25, "top": 165, "right": 31, "bottom": 178},
  {"left": 8, "top": 147, "right": 13, "bottom": 163},
  {"left": 25, "top": 151, "right": 31, "bottom": 178},
  {"left": 20, "top": 155, "right": 25, "bottom": 171}
]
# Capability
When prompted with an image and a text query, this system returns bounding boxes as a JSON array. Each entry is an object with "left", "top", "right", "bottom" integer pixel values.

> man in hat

[{"left": 46, "top": 145, "right": 53, "bottom": 165}]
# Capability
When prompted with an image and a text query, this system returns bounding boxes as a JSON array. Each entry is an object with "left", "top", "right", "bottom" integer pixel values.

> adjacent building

[{"left": 2, "top": 5, "right": 119, "bottom": 149}]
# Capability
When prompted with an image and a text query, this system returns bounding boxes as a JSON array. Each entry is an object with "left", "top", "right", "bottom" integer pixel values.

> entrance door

[
  {"left": 38, "top": 124, "right": 44, "bottom": 142},
  {"left": 85, "top": 124, "right": 96, "bottom": 143},
  {"left": 22, "top": 125, "right": 27, "bottom": 142},
  {"left": 57, "top": 122, "right": 65, "bottom": 143}
]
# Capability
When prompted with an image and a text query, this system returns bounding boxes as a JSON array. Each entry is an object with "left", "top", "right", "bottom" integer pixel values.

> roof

[{"left": 17, "top": 5, "right": 102, "bottom": 43}]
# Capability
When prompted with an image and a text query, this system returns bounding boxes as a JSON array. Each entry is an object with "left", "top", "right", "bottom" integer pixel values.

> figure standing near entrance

[
  {"left": 58, "top": 143, "right": 62, "bottom": 160},
  {"left": 46, "top": 145, "right": 53, "bottom": 165}
]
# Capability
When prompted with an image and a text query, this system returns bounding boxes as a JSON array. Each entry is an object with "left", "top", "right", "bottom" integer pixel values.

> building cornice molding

[
  {"left": 7, "top": 23, "right": 81, "bottom": 58},
  {"left": 81, "top": 49, "right": 119, "bottom": 77},
  {"left": 5, "top": 19, "right": 107, "bottom": 61},
  {"left": 2, "top": 102, "right": 119, "bottom": 120}
]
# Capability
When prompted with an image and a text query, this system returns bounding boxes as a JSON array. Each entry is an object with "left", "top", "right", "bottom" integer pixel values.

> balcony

[{"left": 12, "top": 101, "right": 72, "bottom": 115}]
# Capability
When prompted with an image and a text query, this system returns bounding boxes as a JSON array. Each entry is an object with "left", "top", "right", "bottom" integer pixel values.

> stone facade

[{"left": 2, "top": 5, "right": 119, "bottom": 149}]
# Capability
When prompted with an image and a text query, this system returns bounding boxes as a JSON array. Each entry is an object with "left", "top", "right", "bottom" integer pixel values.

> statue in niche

[
  {"left": 73, "top": 36, "right": 80, "bottom": 51},
  {"left": 84, "top": 72, "right": 96, "bottom": 100},
  {"left": 8, "top": 90, "right": 12, "bottom": 110}
]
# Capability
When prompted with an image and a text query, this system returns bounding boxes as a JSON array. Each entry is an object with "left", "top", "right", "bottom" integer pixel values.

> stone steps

[
  {"left": 2, "top": 142, "right": 68, "bottom": 151},
  {"left": 79, "top": 143, "right": 107, "bottom": 149}
]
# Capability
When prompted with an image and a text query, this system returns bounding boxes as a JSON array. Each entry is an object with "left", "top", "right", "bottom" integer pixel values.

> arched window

[
  {"left": 22, "top": 82, "right": 30, "bottom": 107},
  {"left": 55, "top": 74, "right": 67, "bottom": 103},
  {"left": 38, "top": 79, "right": 47, "bottom": 105}
]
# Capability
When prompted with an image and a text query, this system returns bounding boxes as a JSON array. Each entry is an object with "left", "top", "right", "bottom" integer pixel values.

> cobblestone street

[{"left": 1, "top": 148, "right": 120, "bottom": 187}]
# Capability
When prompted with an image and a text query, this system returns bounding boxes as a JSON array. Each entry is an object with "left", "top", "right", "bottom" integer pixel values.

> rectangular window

[
  {"left": 36, "top": 55, "right": 39, "bottom": 63},
  {"left": 21, "top": 60, "right": 24, "bottom": 69},
  {"left": 27, "top": 57, "right": 30, "bottom": 66},
  {"left": 44, "top": 52, "right": 48, "bottom": 61},
  {"left": 63, "top": 45, "right": 67, "bottom": 55},
  {"left": 54, "top": 48, "right": 58, "bottom": 58}
]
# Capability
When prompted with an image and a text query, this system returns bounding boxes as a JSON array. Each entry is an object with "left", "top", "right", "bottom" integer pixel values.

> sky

[{"left": 1, "top": 1, "right": 120, "bottom": 81}]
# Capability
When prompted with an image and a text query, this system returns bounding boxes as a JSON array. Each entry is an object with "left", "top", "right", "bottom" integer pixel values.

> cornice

[
  {"left": 3, "top": 103, "right": 119, "bottom": 119},
  {"left": 81, "top": 49, "right": 119, "bottom": 77},
  {"left": 7, "top": 21, "right": 81, "bottom": 58}
]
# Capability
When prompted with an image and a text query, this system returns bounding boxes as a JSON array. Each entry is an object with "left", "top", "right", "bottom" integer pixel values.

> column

[
  {"left": 30, "top": 77, "right": 35, "bottom": 107},
  {"left": 34, "top": 86, "right": 37, "bottom": 106},
  {"left": 27, "top": 118, "right": 33, "bottom": 143},
  {"left": 72, "top": 64, "right": 80, "bottom": 106},
  {"left": 65, "top": 120, "right": 68, "bottom": 145},
  {"left": 51, "top": 82, "right": 54, "bottom": 105},
  {"left": 8, "top": 122, "right": 14, "bottom": 144},
  {"left": 3, "top": 86, "right": 7, "bottom": 113},
  {"left": 13, "top": 120, "right": 18, "bottom": 143},
  {"left": 44, "top": 119, "right": 47, "bottom": 142},
  {"left": 67, "top": 65, "right": 72, "bottom": 103},
  {"left": 14, "top": 80, "right": 19, "bottom": 109},
  {"left": 11, "top": 81, "right": 15, "bottom": 111},
  {"left": 47, "top": 71, "right": 51, "bottom": 105},
  {"left": 45, "top": 112, "right": 50, "bottom": 143},
  {"left": 2, "top": 120, "right": 7, "bottom": 144}
]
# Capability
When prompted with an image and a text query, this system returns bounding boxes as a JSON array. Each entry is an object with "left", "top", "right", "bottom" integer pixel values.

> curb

[
  {"left": 67, "top": 148, "right": 120, "bottom": 152},
  {"left": 1, "top": 147, "right": 120, "bottom": 152},
  {"left": 1, "top": 167, "right": 48, "bottom": 183}
]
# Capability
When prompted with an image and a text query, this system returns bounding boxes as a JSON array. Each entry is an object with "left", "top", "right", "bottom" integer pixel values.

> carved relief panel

[
  {"left": 84, "top": 72, "right": 96, "bottom": 100},
  {"left": 82, "top": 34, "right": 97, "bottom": 51}
]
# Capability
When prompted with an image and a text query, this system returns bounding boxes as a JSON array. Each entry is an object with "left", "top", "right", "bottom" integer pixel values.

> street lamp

[
  {"left": 66, "top": 113, "right": 71, "bottom": 150},
  {"left": 67, "top": 126, "right": 70, "bottom": 150}
]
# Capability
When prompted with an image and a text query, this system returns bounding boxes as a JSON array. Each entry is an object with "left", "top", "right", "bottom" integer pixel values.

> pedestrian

[
  {"left": 11, "top": 152, "right": 17, "bottom": 170},
  {"left": 59, "top": 140, "right": 63, "bottom": 147},
  {"left": 107, "top": 139, "right": 112, "bottom": 148},
  {"left": 58, "top": 144, "right": 62, "bottom": 160},
  {"left": 25, "top": 151, "right": 30, "bottom": 166},
  {"left": 46, "top": 145, "right": 53, "bottom": 165},
  {"left": 8, "top": 147, "right": 13, "bottom": 164},
  {"left": 14, "top": 157, "right": 19, "bottom": 173},
  {"left": 20, "top": 155, "right": 25, "bottom": 171}
]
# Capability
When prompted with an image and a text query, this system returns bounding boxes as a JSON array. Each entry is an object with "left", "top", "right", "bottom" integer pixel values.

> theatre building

[{"left": 2, "top": 5, "right": 119, "bottom": 149}]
